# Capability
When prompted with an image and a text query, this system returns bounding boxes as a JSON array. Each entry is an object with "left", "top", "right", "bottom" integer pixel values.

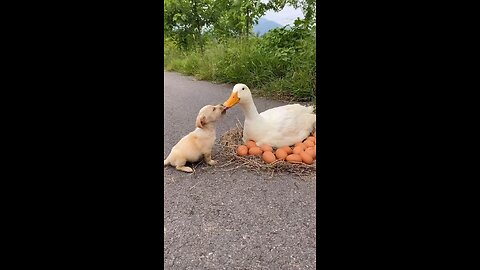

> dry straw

[{"left": 215, "top": 121, "right": 316, "bottom": 180}]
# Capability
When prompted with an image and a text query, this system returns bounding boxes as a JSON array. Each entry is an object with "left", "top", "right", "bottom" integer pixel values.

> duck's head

[{"left": 223, "top": 83, "right": 252, "bottom": 109}]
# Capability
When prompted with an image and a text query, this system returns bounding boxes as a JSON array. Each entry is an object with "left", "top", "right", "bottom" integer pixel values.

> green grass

[{"left": 164, "top": 34, "right": 316, "bottom": 109}]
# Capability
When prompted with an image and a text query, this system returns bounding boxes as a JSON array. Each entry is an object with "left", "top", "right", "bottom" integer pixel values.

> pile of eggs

[{"left": 236, "top": 131, "right": 316, "bottom": 165}]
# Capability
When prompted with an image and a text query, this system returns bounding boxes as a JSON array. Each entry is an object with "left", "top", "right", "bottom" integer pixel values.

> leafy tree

[
  {"left": 164, "top": 0, "right": 216, "bottom": 50},
  {"left": 266, "top": 0, "right": 316, "bottom": 25},
  {"left": 207, "top": 0, "right": 269, "bottom": 38},
  {"left": 164, "top": 0, "right": 316, "bottom": 49}
]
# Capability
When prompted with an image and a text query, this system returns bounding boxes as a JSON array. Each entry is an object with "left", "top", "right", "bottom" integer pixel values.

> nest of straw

[{"left": 216, "top": 123, "right": 316, "bottom": 179}]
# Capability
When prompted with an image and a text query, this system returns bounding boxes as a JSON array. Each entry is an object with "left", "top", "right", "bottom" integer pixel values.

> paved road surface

[{"left": 164, "top": 72, "right": 316, "bottom": 269}]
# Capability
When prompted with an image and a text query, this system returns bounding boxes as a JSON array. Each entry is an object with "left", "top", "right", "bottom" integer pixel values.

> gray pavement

[{"left": 164, "top": 71, "right": 316, "bottom": 269}]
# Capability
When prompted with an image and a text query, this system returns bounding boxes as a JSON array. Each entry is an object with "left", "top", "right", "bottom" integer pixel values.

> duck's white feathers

[
  {"left": 243, "top": 104, "right": 316, "bottom": 148},
  {"left": 228, "top": 84, "right": 316, "bottom": 148}
]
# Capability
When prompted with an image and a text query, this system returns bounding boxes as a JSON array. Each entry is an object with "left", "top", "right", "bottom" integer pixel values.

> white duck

[{"left": 223, "top": 84, "right": 316, "bottom": 148}]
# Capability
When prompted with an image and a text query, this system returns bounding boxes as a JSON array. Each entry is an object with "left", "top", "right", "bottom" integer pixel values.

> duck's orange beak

[{"left": 223, "top": 91, "right": 240, "bottom": 108}]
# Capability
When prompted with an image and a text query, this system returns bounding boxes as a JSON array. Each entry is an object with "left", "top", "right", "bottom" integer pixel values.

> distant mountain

[{"left": 253, "top": 18, "right": 283, "bottom": 36}]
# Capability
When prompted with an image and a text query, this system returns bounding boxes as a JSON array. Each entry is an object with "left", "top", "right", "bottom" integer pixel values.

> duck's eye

[{"left": 242, "top": 87, "right": 245, "bottom": 90}]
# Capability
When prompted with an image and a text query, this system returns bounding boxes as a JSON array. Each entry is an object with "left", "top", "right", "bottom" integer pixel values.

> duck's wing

[
  {"left": 258, "top": 104, "right": 316, "bottom": 146},
  {"left": 260, "top": 104, "right": 314, "bottom": 129},
  {"left": 260, "top": 104, "right": 313, "bottom": 118}
]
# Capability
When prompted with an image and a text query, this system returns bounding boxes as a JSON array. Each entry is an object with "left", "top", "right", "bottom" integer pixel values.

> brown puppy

[{"left": 164, "top": 104, "right": 226, "bottom": 173}]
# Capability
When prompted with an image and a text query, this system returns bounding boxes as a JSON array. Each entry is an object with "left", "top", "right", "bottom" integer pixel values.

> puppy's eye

[{"left": 213, "top": 108, "right": 216, "bottom": 111}]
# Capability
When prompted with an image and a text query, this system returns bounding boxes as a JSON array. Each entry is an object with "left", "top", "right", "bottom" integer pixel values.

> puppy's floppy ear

[{"left": 196, "top": 115, "right": 207, "bottom": 128}]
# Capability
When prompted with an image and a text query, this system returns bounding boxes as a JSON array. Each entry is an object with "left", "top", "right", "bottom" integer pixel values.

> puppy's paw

[
  {"left": 176, "top": 166, "right": 193, "bottom": 173},
  {"left": 208, "top": 160, "right": 217, "bottom": 166}
]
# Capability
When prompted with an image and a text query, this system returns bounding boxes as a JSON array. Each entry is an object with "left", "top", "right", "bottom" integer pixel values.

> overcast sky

[{"left": 262, "top": 4, "right": 304, "bottom": 26}]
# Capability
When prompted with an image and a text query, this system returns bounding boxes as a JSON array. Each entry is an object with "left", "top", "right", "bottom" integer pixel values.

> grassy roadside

[{"left": 164, "top": 30, "right": 316, "bottom": 111}]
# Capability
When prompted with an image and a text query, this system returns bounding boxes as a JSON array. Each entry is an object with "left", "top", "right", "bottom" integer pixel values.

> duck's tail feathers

[
  {"left": 308, "top": 113, "right": 316, "bottom": 131},
  {"left": 306, "top": 105, "right": 315, "bottom": 114}
]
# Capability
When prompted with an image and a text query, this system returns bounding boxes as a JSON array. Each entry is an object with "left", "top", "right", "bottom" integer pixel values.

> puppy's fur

[{"left": 164, "top": 104, "right": 226, "bottom": 173}]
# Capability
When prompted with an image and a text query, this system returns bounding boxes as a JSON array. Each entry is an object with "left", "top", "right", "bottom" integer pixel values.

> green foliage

[
  {"left": 267, "top": 0, "right": 316, "bottom": 24},
  {"left": 164, "top": 0, "right": 217, "bottom": 50},
  {"left": 165, "top": 28, "right": 316, "bottom": 102},
  {"left": 165, "top": 0, "right": 305, "bottom": 47},
  {"left": 164, "top": 0, "right": 316, "bottom": 104}
]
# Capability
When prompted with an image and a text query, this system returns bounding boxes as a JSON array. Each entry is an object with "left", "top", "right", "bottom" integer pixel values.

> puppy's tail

[{"left": 164, "top": 155, "right": 170, "bottom": 166}]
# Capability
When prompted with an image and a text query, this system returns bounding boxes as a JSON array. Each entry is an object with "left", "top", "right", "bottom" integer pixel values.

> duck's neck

[{"left": 240, "top": 101, "right": 261, "bottom": 120}]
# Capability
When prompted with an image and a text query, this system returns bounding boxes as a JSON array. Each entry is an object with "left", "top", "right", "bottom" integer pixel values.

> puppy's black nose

[{"left": 219, "top": 104, "right": 227, "bottom": 114}]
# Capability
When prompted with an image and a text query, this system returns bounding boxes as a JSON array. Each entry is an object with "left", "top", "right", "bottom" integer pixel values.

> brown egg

[
  {"left": 294, "top": 142, "right": 305, "bottom": 149},
  {"left": 286, "top": 154, "right": 302, "bottom": 163},
  {"left": 248, "top": 146, "right": 263, "bottom": 156},
  {"left": 260, "top": 144, "right": 273, "bottom": 152},
  {"left": 237, "top": 145, "right": 248, "bottom": 156},
  {"left": 262, "top": 151, "right": 276, "bottom": 164},
  {"left": 305, "top": 147, "right": 316, "bottom": 159},
  {"left": 293, "top": 146, "right": 304, "bottom": 155},
  {"left": 306, "top": 136, "right": 316, "bottom": 143},
  {"left": 303, "top": 140, "right": 314, "bottom": 148},
  {"left": 279, "top": 146, "right": 293, "bottom": 154},
  {"left": 275, "top": 148, "right": 288, "bottom": 160},
  {"left": 300, "top": 152, "right": 314, "bottom": 165},
  {"left": 246, "top": 140, "right": 257, "bottom": 149}
]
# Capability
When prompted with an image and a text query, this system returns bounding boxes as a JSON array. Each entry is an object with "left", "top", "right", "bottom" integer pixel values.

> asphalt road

[{"left": 164, "top": 71, "right": 316, "bottom": 269}]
